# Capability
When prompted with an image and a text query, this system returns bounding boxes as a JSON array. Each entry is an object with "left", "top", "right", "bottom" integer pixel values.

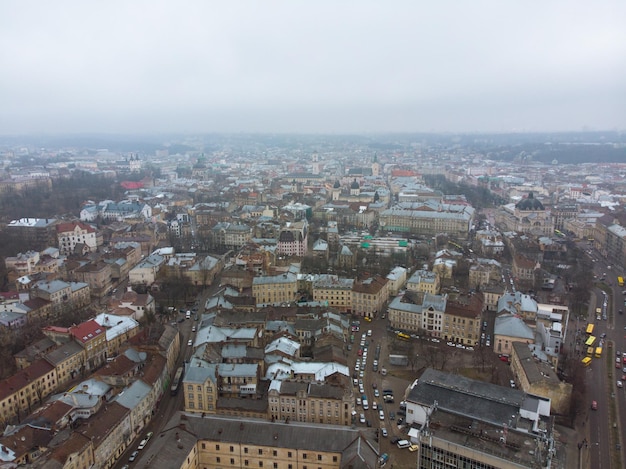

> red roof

[
  {"left": 56, "top": 220, "right": 96, "bottom": 234},
  {"left": 69, "top": 319, "right": 105, "bottom": 344},
  {"left": 391, "top": 169, "right": 418, "bottom": 177},
  {"left": 120, "top": 181, "right": 144, "bottom": 190},
  {"left": 0, "top": 358, "right": 55, "bottom": 401}
]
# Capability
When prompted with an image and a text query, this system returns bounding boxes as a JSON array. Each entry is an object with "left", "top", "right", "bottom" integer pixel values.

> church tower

[
  {"left": 350, "top": 179, "right": 360, "bottom": 196},
  {"left": 311, "top": 151, "right": 320, "bottom": 175},
  {"left": 371, "top": 153, "right": 380, "bottom": 177},
  {"left": 332, "top": 180, "right": 341, "bottom": 201}
]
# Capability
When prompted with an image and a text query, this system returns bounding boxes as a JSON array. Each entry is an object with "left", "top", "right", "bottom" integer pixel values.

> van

[
  {"left": 186, "top": 311, "right": 191, "bottom": 319},
  {"left": 397, "top": 439, "right": 411, "bottom": 449}
]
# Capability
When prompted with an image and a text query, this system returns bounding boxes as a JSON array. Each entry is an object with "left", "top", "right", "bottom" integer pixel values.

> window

[
  {"left": 303, "top": 454, "right": 307, "bottom": 460},
  {"left": 202, "top": 443, "right": 206, "bottom": 449},
  {"left": 216, "top": 457, "right": 221, "bottom": 463},
  {"left": 230, "top": 446, "right": 234, "bottom": 452},
  {"left": 333, "top": 456, "right": 338, "bottom": 462},
  {"left": 244, "top": 448, "right": 248, "bottom": 454},
  {"left": 288, "top": 452, "right": 292, "bottom": 458},
  {"left": 273, "top": 450, "right": 277, "bottom": 457},
  {"left": 258, "top": 449, "right": 263, "bottom": 455},
  {"left": 318, "top": 454, "right": 322, "bottom": 461},
  {"left": 216, "top": 445, "right": 220, "bottom": 450},
  {"left": 231, "top": 459, "right": 235, "bottom": 465}
]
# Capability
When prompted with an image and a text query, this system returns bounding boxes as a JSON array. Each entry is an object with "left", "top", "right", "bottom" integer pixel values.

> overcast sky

[{"left": 1, "top": 1, "right": 625, "bottom": 135}]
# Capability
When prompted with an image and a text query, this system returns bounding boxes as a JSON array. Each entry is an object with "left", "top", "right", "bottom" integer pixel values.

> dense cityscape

[{"left": 0, "top": 131, "right": 624, "bottom": 468}]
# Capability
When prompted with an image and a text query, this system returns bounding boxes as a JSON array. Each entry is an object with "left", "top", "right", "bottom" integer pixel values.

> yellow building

[
  {"left": 268, "top": 381, "right": 355, "bottom": 426},
  {"left": 442, "top": 294, "right": 484, "bottom": 346},
  {"left": 0, "top": 358, "right": 57, "bottom": 425},
  {"left": 146, "top": 414, "right": 379, "bottom": 469},
  {"left": 351, "top": 275, "right": 389, "bottom": 319},
  {"left": 311, "top": 275, "right": 354, "bottom": 312},
  {"left": 406, "top": 269, "right": 440, "bottom": 294},
  {"left": 252, "top": 271, "right": 298, "bottom": 306}
]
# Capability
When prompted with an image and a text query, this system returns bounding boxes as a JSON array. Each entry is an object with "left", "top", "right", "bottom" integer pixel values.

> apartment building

[
  {"left": 406, "top": 269, "right": 440, "bottom": 294},
  {"left": 442, "top": 294, "right": 483, "bottom": 346},
  {"left": 252, "top": 271, "right": 298, "bottom": 307},
  {"left": 146, "top": 414, "right": 378, "bottom": 469},
  {"left": 0, "top": 358, "right": 57, "bottom": 425},
  {"left": 267, "top": 381, "right": 354, "bottom": 426},
  {"left": 56, "top": 220, "right": 99, "bottom": 255},
  {"left": 311, "top": 275, "right": 354, "bottom": 313},
  {"left": 277, "top": 220, "right": 308, "bottom": 257},
  {"left": 351, "top": 275, "right": 389, "bottom": 319}
]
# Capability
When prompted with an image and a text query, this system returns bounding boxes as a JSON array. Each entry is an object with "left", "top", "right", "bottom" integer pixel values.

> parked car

[
  {"left": 381, "top": 427, "right": 388, "bottom": 437},
  {"left": 138, "top": 432, "right": 153, "bottom": 450},
  {"left": 128, "top": 451, "right": 139, "bottom": 462},
  {"left": 591, "top": 400, "right": 598, "bottom": 410}
]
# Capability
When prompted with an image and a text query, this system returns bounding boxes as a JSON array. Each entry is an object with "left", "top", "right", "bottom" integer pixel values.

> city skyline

[{"left": 1, "top": 1, "right": 625, "bottom": 135}]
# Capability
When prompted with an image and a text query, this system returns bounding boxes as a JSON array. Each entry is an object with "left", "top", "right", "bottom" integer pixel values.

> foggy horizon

[{"left": 2, "top": 1, "right": 625, "bottom": 135}]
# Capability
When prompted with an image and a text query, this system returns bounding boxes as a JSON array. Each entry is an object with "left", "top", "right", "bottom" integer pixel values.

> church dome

[
  {"left": 350, "top": 179, "right": 360, "bottom": 190},
  {"left": 333, "top": 180, "right": 341, "bottom": 189},
  {"left": 516, "top": 191, "right": 544, "bottom": 211}
]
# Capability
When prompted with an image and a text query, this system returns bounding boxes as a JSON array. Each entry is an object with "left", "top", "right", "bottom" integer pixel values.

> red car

[{"left": 591, "top": 401, "right": 598, "bottom": 410}]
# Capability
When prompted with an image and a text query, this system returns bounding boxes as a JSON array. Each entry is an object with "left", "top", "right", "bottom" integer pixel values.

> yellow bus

[
  {"left": 585, "top": 323, "right": 594, "bottom": 335},
  {"left": 582, "top": 357, "right": 592, "bottom": 367},
  {"left": 595, "top": 347, "right": 602, "bottom": 358},
  {"left": 618, "top": 276, "right": 624, "bottom": 287},
  {"left": 585, "top": 336, "right": 596, "bottom": 347},
  {"left": 397, "top": 332, "right": 410, "bottom": 340}
]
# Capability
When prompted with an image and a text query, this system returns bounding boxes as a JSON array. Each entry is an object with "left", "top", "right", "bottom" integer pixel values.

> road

[
  {"left": 113, "top": 284, "right": 220, "bottom": 468},
  {"left": 350, "top": 315, "right": 419, "bottom": 467},
  {"left": 585, "top": 247, "right": 625, "bottom": 469}
]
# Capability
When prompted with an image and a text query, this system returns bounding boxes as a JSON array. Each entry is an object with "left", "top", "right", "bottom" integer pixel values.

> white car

[
  {"left": 618, "top": 380, "right": 624, "bottom": 388},
  {"left": 381, "top": 427, "right": 388, "bottom": 437},
  {"left": 359, "top": 413, "right": 366, "bottom": 424},
  {"left": 187, "top": 339, "right": 193, "bottom": 346},
  {"left": 372, "top": 401, "right": 378, "bottom": 410}
]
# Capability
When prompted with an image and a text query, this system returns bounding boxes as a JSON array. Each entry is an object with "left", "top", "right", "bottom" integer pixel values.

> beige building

[
  {"left": 510, "top": 342, "right": 572, "bottom": 415},
  {"left": 74, "top": 261, "right": 113, "bottom": 297},
  {"left": 183, "top": 363, "right": 218, "bottom": 414},
  {"left": 312, "top": 275, "right": 354, "bottom": 313},
  {"left": 511, "top": 253, "right": 537, "bottom": 283},
  {"left": 0, "top": 358, "right": 57, "bottom": 425},
  {"left": 406, "top": 269, "right": 440, "bottom": 294},
  {"left": 493, "top": 314, "right": 535, "bottom": 355},
  {"left": 496, "top": 191, "right": 554, "bottom": 237},
  {"left": 252, "top": 271, "right": 298, "bottom": 306},
  {"left": 267, "top": 381, "right": 354, "bottom": 426},
  {"left": 379, "top": 204, "right": 473, "bottom": 239},
  {"left": 351, "top": 275, "right": 389, "bottom": 319},
  {"left": 442, "top": 294, "right": 484, "bottom": 346},
  {"left": 45, "top": 341, "right": 86, "bottom": 387},
  {"left": 387, "top": 292, "right": 447, "bottom": 337},
  {"left": 144, "top": 413, "right": 378, "bottom": 469},
  {"left": 56, "top": 220, "right": 99, "bottom": 255}
]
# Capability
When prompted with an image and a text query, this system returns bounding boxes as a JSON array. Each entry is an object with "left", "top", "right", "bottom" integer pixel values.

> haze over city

[{"left": 1, "top": 0, "right": 625, "bottom": 135}]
